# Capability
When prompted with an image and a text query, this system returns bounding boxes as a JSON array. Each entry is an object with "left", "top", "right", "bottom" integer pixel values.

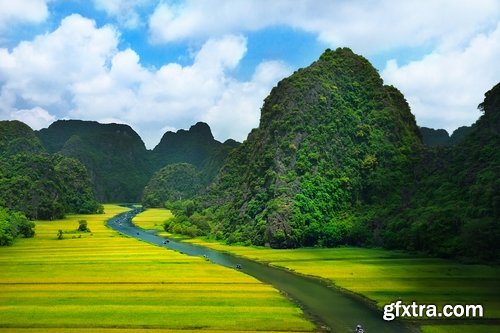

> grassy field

[
  {"left": 131, "top": 208, "right": 172, "bottom": 231},
  {"left": 0, "top": 205, "right": 315, "bottom": 333},
  {"left": 186, "top": 239, "right": 500, "bottom": 332}
]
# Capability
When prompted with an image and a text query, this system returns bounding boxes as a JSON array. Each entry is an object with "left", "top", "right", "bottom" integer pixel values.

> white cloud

[
  {"left": 148, "top": 0, "right": 500, "bottom": 54},
  {"left": 0, "top": 14, "right": 289, "bottom": 148},
  {"left": 0, "top": 14, "right": 118, "bottom": 109},
  {"left": 202, "top": 60, "right": 291, "bottom": 142},
  {"left": 10, "top": 106, "right": 55, "bottom": 130},
  {"left": 0, "top": 0, "right": 49, "bottom": 31},
  {"left": 92, "top": 0, "right": 153, "bottom": 29},
  {"left": 381, "top": 22, "right": 500, "bottom": 132}
]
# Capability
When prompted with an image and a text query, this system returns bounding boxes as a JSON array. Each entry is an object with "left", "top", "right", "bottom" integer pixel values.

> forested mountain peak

[
  {"left": 153, "top": 122, "right": 215, "bottom": 154},
  {"left": 202, "top": 47, "right": 422, "bottom": 248},
  {"left": 37, "top": 119, "right": 147, "bottom": 153},
  {"left": 151, "top": 121, "right": 237, "bottom": 175},
  {"left": 36, "top": 120, "right": 150, "bottom": 202},
  {"left": 0, "top": 120, "right": 44, "bottom": 156},
  {"left": 419, "top": 126, "right": 472, "bottom": 146}
]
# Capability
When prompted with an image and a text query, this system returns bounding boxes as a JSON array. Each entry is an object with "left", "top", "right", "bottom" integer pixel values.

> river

[{"left": 107, "top": 208, "right": 420, "bottom": 333}]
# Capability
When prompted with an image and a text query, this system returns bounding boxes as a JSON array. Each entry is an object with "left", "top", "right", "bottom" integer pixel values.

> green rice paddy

[{"left": 0, "top": 205, "right": 315, "bottom": 333}]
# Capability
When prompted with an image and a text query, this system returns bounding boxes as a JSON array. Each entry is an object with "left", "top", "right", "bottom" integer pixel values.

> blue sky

[{"left": 0, "top": 0, "right": 499, "bottom": 148}]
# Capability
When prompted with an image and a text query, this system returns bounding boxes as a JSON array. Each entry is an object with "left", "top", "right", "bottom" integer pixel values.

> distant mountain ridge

[
  {"left": 35, "top": 120, "right": 239, "bottom": 202},
  {"left": 419, "top": 126, "right": 472, "bottom": 146}
]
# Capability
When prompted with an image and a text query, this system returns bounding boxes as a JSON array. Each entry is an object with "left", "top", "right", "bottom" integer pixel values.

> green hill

[
  {"left": 37, "top": 120, "right": 152, "bottom": 202},
  {"left": 36, "top": 120, "right": 239, "bottom": 203},
  {"left": 142, "top": 163, "right": 203, "bottom": 207},
  {"left": 201, "top": 48, "right": 422, "bottom": 248},
  {"left": 419, "top": 126, "right": 472, "bottom": 146},
  {"left": 0, "top": 121, "right": 101, "bottom": 222},
  {"left": 391, "top": 82, "right": 499, "bottom": 260},
  {"left": 152, "top": 122, "right": 239, "bottom": 182},
  {"left": 182, "top": 49, "right": 499, "bottom": 261},
  {"left": 0, "top": 120, "right": 44, "bottom": 156}
]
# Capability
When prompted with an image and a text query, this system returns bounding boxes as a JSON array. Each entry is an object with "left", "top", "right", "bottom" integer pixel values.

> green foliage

[
  {"left": 1, "top": 120, "right": 102, "bottom": 220},
  {"left": 162, "top": 200, "right": 210, "bottom": 237},
  {"left": 78, "top": 220, "right": 90, "bottom": 232},
  {"left": 0, "top": 152, "right": 102, "bottom": 220},
  {"left": 0, "top": 207, "right": 34, "bottom": 246},
  {"left": 37, "top": 120, "right": 152, "bottom": 202},
  {"left": 142, "top": 163, "right": 204, "bottom": 207},
  {"left": 0, "top": 120, "right": 44, "bottom": 157},
  {"left": 356, "top": 81, "right": 500, "bottom": 261},
  {"left": 152, "top": 122, "right": 238, "bottom": 180}
]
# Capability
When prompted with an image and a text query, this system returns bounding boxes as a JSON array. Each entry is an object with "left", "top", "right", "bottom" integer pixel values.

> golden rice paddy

[
  {"left": 131, "top": 208, "right": 172, "bottom": 231},
  {"left": 0, "top": 205, "right": 315, "bottom": 332}
]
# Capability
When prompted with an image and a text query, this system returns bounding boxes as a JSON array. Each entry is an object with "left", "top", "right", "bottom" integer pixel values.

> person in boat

[{"left": 355, "top": 324, "right": 364, "bottom": 333}]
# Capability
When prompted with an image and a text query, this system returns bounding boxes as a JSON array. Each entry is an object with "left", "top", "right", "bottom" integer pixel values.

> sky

[{"left": 0, "top": 0, "right": 499, "bottom": 149}]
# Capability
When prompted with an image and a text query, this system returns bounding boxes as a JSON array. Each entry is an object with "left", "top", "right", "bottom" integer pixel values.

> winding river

[{"left": 107, "top": 208, "right": 419, "bottom": 333}]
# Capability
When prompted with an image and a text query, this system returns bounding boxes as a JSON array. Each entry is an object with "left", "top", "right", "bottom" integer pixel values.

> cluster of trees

[
  {"left": 0, "top": 152, "right": 102, "bottom": 220},
  {"left": 371, "top": 82, "right": 500, "bottom": 260},
  {"left": 0, "top": 207, "right": 35, "bottom": 245},
  {"left": 162, "top": 200, "right": 211, "bottom": 237}
]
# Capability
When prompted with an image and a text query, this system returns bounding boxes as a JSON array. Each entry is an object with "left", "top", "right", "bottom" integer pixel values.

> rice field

[
  {"left": 187, "top": 239, "right": 500, "bottom": 332},
  {"left": 131, "top": 208, "right": 172, "bottom": 231},
  {"left": 0, "top": 205, "right": 315, "bottom": 333}
]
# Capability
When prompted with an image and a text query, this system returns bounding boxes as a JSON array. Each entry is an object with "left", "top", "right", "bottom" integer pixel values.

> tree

[
  {"left": 0, "top": 207, "right": 34, "bottom": 246},
  {"left": 78, "top": 220, "right": 90, "bottom": 232}
]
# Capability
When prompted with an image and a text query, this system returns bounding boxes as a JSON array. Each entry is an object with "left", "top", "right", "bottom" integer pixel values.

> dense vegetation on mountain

[
  {"left": 165, "top": 49, "right": 498, "bottom": 261},
  {"left": 188, "top": 48, "right": 422, "bottom": 248},
  {"left": 0, "top": 121, "right": 102, "bottom": 227},
  {"left": 37, "top": 120, "right": 152, "bottom": 202},
  {"left": 152, "top": 122, "right": 240, "bottom": 183},
  {"left": 142, "top": 163, "right": 203, "bottom": 207},
  {"left": 36, "top": 120, "right": 238, "bottom": 203},
  {"left": 1, "top": 49, "right": 497, "bottom": 260},
  {"left": 419, "top": 126, "right": 472, "bottom": 146},
  {"left": 383, "top": 82, "right": 499, "bottom": 260},
  {"left": 0, "top": 120, "right": 44, "bottom": 156}
]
